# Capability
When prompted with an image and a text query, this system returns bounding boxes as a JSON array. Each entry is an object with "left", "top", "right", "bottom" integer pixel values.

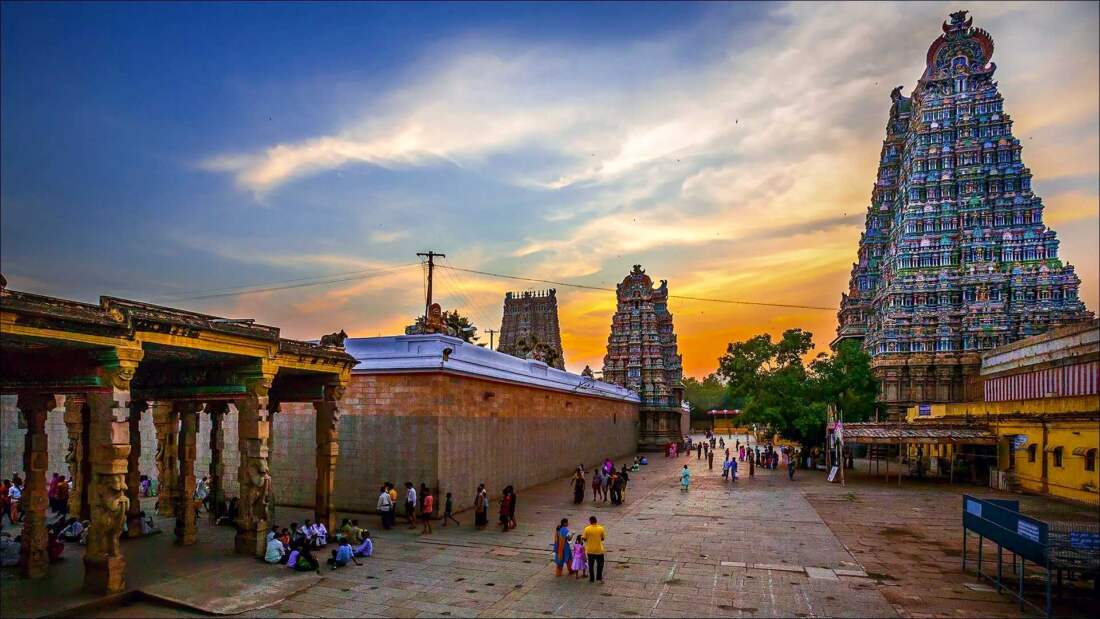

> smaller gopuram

[
  {"left": 602, "top": 265, "right": 684, "bottom": 450},
  {"left": 496, "top": 289, "right": 565, "bottom": 370}
]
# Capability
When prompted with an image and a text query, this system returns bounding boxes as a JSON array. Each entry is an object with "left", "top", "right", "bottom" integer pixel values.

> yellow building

[{"left": 906, "top": 320, "right": 1099, "bottom": 505}]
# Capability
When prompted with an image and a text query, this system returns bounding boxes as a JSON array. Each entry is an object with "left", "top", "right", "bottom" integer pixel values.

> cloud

[{"left": 192, "top": 1, "right": 1098, "bottom": 376}]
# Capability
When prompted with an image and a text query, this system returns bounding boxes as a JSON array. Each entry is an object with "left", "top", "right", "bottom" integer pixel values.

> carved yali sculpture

[
  {"left": 244, "top": 459, "right": 273, "bottom": 524},
  {"left": 319, "top": 329, "right": 348, "bottom": 349},
  {"left": 88, "top": 474, "right": 129, "bottom": 559}
]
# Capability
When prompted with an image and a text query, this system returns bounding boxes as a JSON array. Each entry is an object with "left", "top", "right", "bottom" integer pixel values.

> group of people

[
  {"left": 571, "top": 458, "right": 641, "bottom": 506},
  {"left": 263, "top": 518, "right": 374, "bottom": 572},
  {"left": 376, "top": 481, "right": 460, "bottom": 534},
  {"left": 550, "top": 515, "right": 608, "bottom": 583}
]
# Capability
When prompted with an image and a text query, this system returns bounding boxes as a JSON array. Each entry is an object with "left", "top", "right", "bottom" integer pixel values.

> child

[
  {"left": 421, "top": 489, "right": 434, "bottom": 534},
  {"left": 354, "top": 531, "right": 373, "bottom": 557},
  {"left": 570, "top": 534, "right": 587, "bottom": 579},
  {"left": 442, "top": 492, "right": 459, "bottom": 527}
]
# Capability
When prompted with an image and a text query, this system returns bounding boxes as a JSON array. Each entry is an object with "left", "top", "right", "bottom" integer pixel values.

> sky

[{"left": 2, "top": 1, "right": 1097, "bottom": 378}]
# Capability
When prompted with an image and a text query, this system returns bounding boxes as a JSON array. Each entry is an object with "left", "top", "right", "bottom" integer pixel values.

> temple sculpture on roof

[
  {"left": 497, "top": 289, "right": 565, "bottom": 370},
  {"left": 602, "top": 265, "right": 684, "bottom": 450},
  {"left": 835, "top": 11, "right": 1093, "bottom": 419}
]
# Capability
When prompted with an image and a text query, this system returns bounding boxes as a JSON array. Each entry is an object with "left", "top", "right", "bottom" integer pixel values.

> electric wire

[
  {"left": 161, "top": 262, "right": 421, "bottom": 301},
  {"left": 436, "top": 264, "right": 837, "bottom": 311}
]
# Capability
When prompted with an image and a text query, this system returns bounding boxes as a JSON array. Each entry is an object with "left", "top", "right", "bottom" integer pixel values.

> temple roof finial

[{"left": 943, "top": 10, "right": 972, "bottom": 34}]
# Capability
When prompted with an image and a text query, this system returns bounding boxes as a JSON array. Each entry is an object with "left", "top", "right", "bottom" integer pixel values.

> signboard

[
  {"left": 827, "top": 466, "right": 839, "bottom": 482},
  {"left": 1070, "top": 531, "right": 1100, "bottom": 551},
  {"left": 966, "top": 498, "right": 982, "bottom": 518},
  {"left": 1017, "top": 520, "right": 1040, "bottom": 542},
  {"left": 962, "top": 495, "right": 1048, "bottom": 564},
  {"left": 1011, "top": 435, "right": 1029, "bottom": 450},
  {"left": 918, "top": 403, "right": 932, "bottom": 416}
]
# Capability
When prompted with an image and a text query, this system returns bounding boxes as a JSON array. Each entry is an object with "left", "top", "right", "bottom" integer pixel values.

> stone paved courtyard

[{"left": 5, "top": 434, "right": 1096, "bottom": 618}]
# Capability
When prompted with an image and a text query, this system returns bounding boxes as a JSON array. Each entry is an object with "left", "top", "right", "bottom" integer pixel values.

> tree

[
  {"left": 714, "top": 328, "right": 877, "bottom": 450},
  {"left": 442, "top": 310, "right": 479, "bottom": 344},
  {"left": 682, "top": 373, "right": 736, "bottom": 419}
]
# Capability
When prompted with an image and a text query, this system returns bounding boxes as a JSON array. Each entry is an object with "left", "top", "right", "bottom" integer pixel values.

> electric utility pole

[
  {"left": 417, "top": 250, "right": 445, "bottom": 319},
  {"left": 485, "top": 329, "right": 498, "bottom": 350}
]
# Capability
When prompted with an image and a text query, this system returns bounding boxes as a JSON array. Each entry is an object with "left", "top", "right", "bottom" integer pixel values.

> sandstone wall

[{"left": 272, "top": 372, "right": 639, "bottom": 513}]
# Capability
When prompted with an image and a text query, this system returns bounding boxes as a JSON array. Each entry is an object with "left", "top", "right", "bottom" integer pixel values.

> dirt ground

[{"left": 804, "top": 463, "right": 1098, "bottom": 618}]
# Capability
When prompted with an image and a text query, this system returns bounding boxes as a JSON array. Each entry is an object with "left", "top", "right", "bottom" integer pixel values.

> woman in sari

[
  {"left": 571, "top": 470, "right": 585, "bottom": 504},
  {"left": 552, "top": 518, "right": 573, "bottom": 576},
  {"left": 680, "top": 465, "right": 691, "bottom": 492},
  {"left": 499, "top": 487, "right": 513, "bottom": 531}
]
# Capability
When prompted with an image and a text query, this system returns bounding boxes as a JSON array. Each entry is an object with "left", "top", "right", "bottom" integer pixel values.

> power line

[
  {"left": 436, "top": 264, "right": 837, "bottom": 311},
  {"left": 161, "top": 263, "right": 421, "bottom": 301}
]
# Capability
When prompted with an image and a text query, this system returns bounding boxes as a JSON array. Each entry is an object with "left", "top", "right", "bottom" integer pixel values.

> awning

[
  {"left": 1071, "top": 447, "right": 1094, "bottom": 456},
  {"left": 842, "top": 422, "right": 998, "bottom": 445}
]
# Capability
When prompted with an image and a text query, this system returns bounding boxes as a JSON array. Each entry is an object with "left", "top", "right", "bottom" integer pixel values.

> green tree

[
  {"left": 683, "top": 373, "right": 735, "bottom": 419},
  {"left": 714, "top": 328, "right": 877, "bottom": 449},
  {"left": 442, "top": 310, "right": 479, "bottom": 343}
]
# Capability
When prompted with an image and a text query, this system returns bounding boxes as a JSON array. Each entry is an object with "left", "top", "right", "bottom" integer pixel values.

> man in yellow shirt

[{"left": 581, "top": 516, "right": 606, "bottom": 583}]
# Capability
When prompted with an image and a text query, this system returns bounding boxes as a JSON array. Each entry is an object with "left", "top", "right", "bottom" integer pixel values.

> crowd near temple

[{"left": 0, "top": 9, "right": 1097, "bottom": 618}]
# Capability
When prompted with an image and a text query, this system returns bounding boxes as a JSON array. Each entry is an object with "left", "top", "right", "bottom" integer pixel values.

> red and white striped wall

[{"left": 984, "top": 361, "right": 1099, "bottom": 402}]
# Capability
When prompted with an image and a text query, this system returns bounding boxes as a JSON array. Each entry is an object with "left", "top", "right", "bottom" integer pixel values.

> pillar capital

[{"left": 93, "top": 346, "right": 144, "bottom": 391}]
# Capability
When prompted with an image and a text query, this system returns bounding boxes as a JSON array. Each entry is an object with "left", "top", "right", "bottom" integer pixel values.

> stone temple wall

[
  {"left": 272, "top": 372, "right": 639, "bottom": 513},
  {"left": 1, "top": 395, "right": 240, "bottom": 499}
]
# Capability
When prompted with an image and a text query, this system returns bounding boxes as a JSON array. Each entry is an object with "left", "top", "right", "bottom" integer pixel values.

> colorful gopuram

[
  {"left": 602, "top": 265, "right": 684, "bottom": 450},
  {"left": 497, "top": 289, "right": 565, "bottom": 369},
  {"left": 836, "top": 11, "right": 1094, "bottom": 419}
]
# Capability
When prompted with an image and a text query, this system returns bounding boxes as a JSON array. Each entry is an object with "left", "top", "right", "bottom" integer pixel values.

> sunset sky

[{"left": 2, "top": 2, "right": 1097, "bottom": 378}]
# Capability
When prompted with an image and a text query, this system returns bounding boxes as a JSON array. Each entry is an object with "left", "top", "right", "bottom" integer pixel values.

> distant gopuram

[
  {"left": 497, "top": 289, "right": 565, "bottom": 370},
  {"left": 603, "top": 265, "right": 684, "bottom": 450},
  {"left": 835, "top": 11, "right": 1093, "bottom": 419}
]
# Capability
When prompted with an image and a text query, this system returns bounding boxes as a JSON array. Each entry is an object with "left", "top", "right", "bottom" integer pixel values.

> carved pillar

[
  {"left": 235, "top": 391, "right": 272, "bottom": 557},
  {"left": 63, "top": 396, "right": 88, "bottom": 522},
  {"left": 206, "top": 402, "right": 228, "bottom": 526},
  {"left": 313, "top": 387, "right": 342, "bottom": 532},
  {"left": 151, "top": 402, "right": 178, "bottom": 518},
  {"left": 174, "top": 402, "right": 201, "bottom": 546},
  {"left": 17, "top": 393, "right": 55, "bottom": 579},
  {"left": 83, "top": 390, "right": 132, "bottom": 594},
  {"left": 125, "top": 400, "right": 146, "bottom": 537}
]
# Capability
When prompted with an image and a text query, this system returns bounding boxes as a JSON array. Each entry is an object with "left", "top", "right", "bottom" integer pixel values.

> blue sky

[{"left": 2, "top": 2, "right": 1097, "bottom": 375}]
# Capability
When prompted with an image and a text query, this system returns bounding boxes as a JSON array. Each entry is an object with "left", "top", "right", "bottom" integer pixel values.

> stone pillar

[
  {"left": 175, "top": 402, "right": 201, "bottom": 546},
  {"left": 17, "top": 393, "right": 55, "bottom": 579},
  {"left": 63, "top": 396, "right": 88, "bottom": 522},
  {"left": 235, "top": 393, "right": 272, "bottom": 557},
  {"left": 314, "top": 392, "right": 341, "bottom": 532},
  {"left": 151, "top": 402, "right": 178, "bottom": 519},
  {"left": 125, "top": 400, "right": 147, "bottom": 538},
  {"left": 206, "top": 402, "right": 228, "bottom": 526},
  {"left": 83, "top": 390, "right": 132, "bottom": 595}
]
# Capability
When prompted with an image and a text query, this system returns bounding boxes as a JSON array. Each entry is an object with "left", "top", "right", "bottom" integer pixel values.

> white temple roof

[{"left": 344, "top": 334, "right": 640, "bottom": 403}]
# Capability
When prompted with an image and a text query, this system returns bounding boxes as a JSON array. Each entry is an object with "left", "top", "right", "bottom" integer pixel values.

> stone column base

[
  {"left": 234, "top": 521, "right": 266, "bottom": 558},
  {"left": 84, "top": 555, "right": 126, "bottom": 594}
]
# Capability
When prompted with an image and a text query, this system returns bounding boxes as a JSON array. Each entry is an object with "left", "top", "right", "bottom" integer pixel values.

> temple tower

[
  {"left": 602, "top": 265, "right": 684, "bottom": 450},
  {"left": 835, "top": 11, "right": 1093, "bottom": 419},
  {"left": 497, "top": 289, "right": 565, "bottom": 370}
]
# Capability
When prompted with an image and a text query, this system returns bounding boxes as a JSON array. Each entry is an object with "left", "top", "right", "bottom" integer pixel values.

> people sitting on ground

[
  {"left": 216, "top": 497, "right": 239, "bottom": 527},
  {"left": 265, "top": 528, "right": 288, "bottom": 564},
  {"left": 287, "top": 545, "right": 320, "bottom": 573},
  {"left": 289, "top": 522, "right": 306, "bottom": 550},
  {"left": 47, "top": 530, "right": 64, "bottom": 563},
  {"left": 310, "top": 520, "right": 328, "bottom": 548},
  {"left": 301, "top": 519, "right": 316, "bottom": 547},
  {"left": 338, "top": 518, "right": 354, "bottom": 543},
  {"left": 353, "top": 531, "right": 373, "bottom": 557},
  {"left": 139, "top": 511, "right": 161, "bottom": 536},
  {"left": 327, "top": 538, "right": 361, "bottom": 570},
  {"left": 0, "top": 533, "right": 20, "bottom": 566}
]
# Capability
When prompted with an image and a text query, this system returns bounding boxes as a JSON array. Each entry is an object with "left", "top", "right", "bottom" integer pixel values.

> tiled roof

[{"left": 843, "top": 422, "right": 997, "bottom": 443}]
